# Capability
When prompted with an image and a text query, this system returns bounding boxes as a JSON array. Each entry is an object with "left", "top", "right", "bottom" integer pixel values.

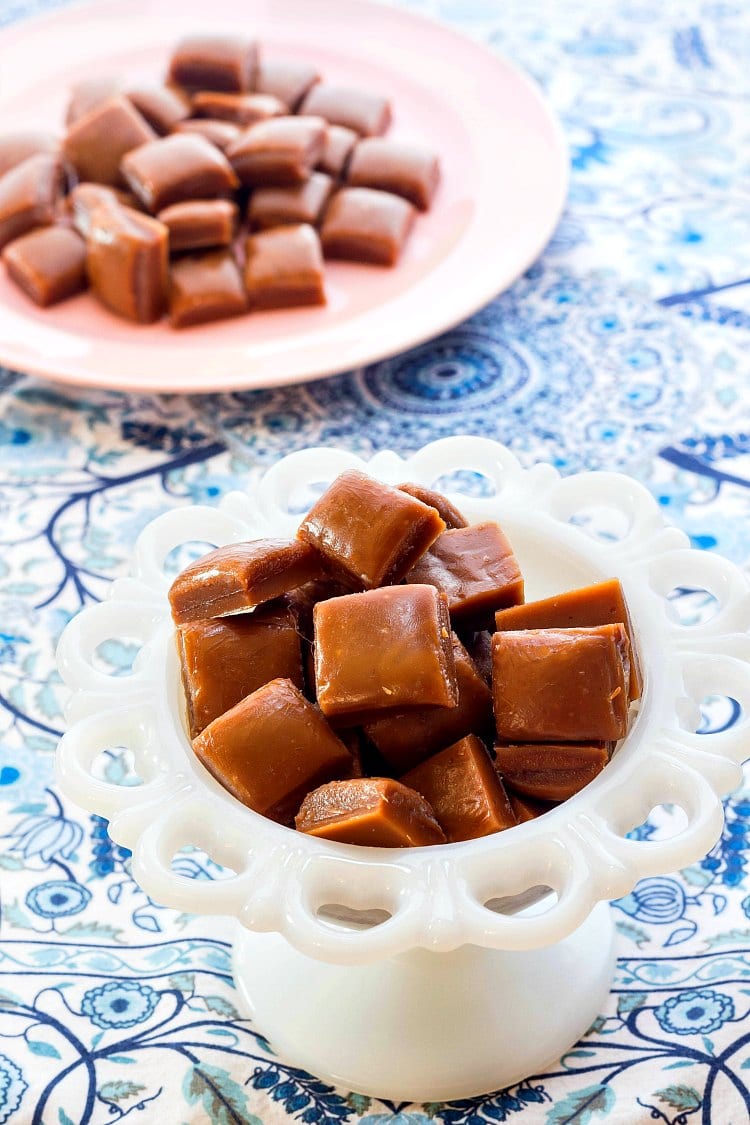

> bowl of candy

[{"left": 55, "top": 437, "right": 750, "bottom": 1101}]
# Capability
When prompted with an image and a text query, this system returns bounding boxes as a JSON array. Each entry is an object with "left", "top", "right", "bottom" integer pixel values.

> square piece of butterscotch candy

[
  {"left": 300, "top": 84, "right": 391, "bottom": 136},
  {"left": 3, "top": 226, "right": 86, "bottom": 306},
  {"left": 313, "top": 585, "right": 457, "bottom": 722},
  {"left": 244, "top": 224, "right": 326, "bottom": 310},
  {"left": 169, "top": 249, "right": 247, "bottom": 328},
  {"left": 248, "top": 172, "right": 333, "bottom": 231},
  {"left": 226, "top": 116, "right": 327, "bottom": 187},
  {"left": 298, "top": 469, "right": 445, "bottom": 588},
  {"left": 63, "top": 96, "right": 156, "bottom": 186},
  {"left": 321, "top": 187, "right": 415, "bottom": 266},
  {"left": 121, "top": 134, "right": 239, "bottom": 212},
  {"left": 168, "top": 36, "right": 258, "bottom": 93},
  {"left": 347, "top": 138, "right": 440, "bottom": 210}
]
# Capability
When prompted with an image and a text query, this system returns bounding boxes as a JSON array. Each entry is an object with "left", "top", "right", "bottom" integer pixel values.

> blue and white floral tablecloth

[{"left": 2, "top": 0, "right": 750, "bottom": 1121}]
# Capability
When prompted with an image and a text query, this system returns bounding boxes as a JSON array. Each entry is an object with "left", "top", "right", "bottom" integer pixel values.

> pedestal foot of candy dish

[{"left": 231, "top": 901, "right": 616, "bottom": 1102}]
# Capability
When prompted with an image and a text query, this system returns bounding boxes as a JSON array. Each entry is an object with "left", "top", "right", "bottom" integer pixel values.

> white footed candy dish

[{"left": 56, "top": 438, "right": 750, "bottom": 1102}]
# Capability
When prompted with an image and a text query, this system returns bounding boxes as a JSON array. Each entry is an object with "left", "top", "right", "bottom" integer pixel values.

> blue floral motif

[
  {"left": 25, "top": 879, "right": 91, "bottom": 918},
  {"left": 615, "top": 877, "right": 686, "bottom": 924},
  {"left": 0, "top": 1054, "right": 26, "bottom": 1125},
  {"left": 5, "top": 807, "right": 82, "bottom": 864},
  {"left": 81, "top": 981, "right": 159, "bottom": 1030},
  {"left": 654, "top": 989, "right": 735, "bottom": 1036}
]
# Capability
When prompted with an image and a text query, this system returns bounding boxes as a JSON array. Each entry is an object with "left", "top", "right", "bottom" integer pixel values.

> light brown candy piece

[
  {"left": 226, "top": 116, "right": 327, "bottom": 187},
  {"left": 495, "top": 742, "right": 609, "bottom": 802},
  {"left": 169, "top": 249, "right": 247, "bottom": 328},
  {"left": 0, "top": 153, "right": 63, "bottom": 250},
  {"left": 159, "top": 199, "right": 237, "bottom": 252},
  {"left": 255, "top": 59, "right": 320, "bottom": 111},
  {"left": 66, "top": 77, "right": 122, "bottom": 125},
  {"left": 298, "top": 469, "right": 445, "bottom": 589},
  {"left": 247, "top": 172, "right": 333, "bottom": 231},
  {"left": 168, "top": 36, "right": 258, "bottom": 93},
  {"left": 0, "top": 132, "right": 59, "bottom": 179},
  {"left": 127, "top": 86, "right": 191, "bottom": 134},
  {"left": 121, "top": 134, "right": 239, "bottom": 213},
  {"left": 300, "top": 84, "right": 391, "bottom": 136},
  {"left": 296, "top": 777, "right": 446, "bottom": 847},
  {"left": 86, "top": 204, "right": 168, "bottom": 323},
  {"left": 192, "top": 91, "right": 286, "bottom": 126},
  {"left": 320, "top": 187, "right": 415, "bottom": 266},
  {"left": 492, "top": 625, "right": 631, "bottom": 743},
  {"left": 348, "top": 139, "right": 440, "bottom": 211},
  {"left": 509, "top": 791, "right": 554, "bottom": 823},
  {"left": 172, "top": 119, "right": 241, "bottom": 152},
  {"left": 63, "top": 96, "right": 156, "bottom": 186},
  {"left": 406, "top": 522, "right": 524, "bottom": 625},
  {"left": 3, "top": 226, "right": 86, "bottom": 306},
  {"left": 402, "top": 735, "right": 516, "bottom": 842},
  {"left": 397, "top": 483, "right": 468, "bottom": 529},
  {"left": 364, "top": 634, "right": 493, "bottom": 773},
  {"left": 313, "top": 585, "right": 457, "bottom": 723},
  {"left": 244, "top": 224, "right": 326, "bottom": 310},
  {"left": 169, "top": 538, "right": 324, "bottom": 625},
  {"left": 68, "top": 183, "right": 136, "bottom": 238},
  {"left": 178, "top": 603, "right": 304, "bottom": 738},
  {"left": 494, "top": 578, "right": 642, "bottom": 700},
  {"left": 317, "top": 125, "right": 358, "bottom": 178},
  {"left": 193, "top": 677, "right": 352, "bottom": 822}
]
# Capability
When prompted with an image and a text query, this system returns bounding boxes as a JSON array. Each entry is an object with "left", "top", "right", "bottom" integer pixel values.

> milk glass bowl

[{"left": 56, "top": 438, "right": 750, "bottom": 1101}]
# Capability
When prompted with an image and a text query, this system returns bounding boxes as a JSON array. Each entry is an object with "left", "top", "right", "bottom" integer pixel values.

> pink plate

[{"left": 0, "top": 0, "right": 568, "bottom": 393}]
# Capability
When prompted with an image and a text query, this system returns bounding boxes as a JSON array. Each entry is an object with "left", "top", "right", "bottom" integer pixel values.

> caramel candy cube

[
  {"left": 406, "top": 522, "right": 524, "bottom": 625},
  {"left": 314, "top": 585, "right": 457, "bottom": 722},
  {"left": 492, "top": 625, "right": 631, "bottom": 743},
  {"left": 0, "top": 131, "right": 59, "bottom": 179},
  {"left": 298, "top": 470, "right": 445, "bottom": 588},
  {"left": 509, "top": 791, "right": 554, "bottom": 823},
  {"left": 397, "top": 483, "right": 468, "bottom": 530},
  {"left": 494, "top": 578, "right": 642, "bottom": 700},
  {"left": 66, "top": 77, "right": 122, "bottom": 125},
  {"left": 173, "top": 119, "right": 241, "bottom": 152},
  {"left": 364, "top": 634, "right": 493, "bottom": 772},
  {"left": 244, "top": 224, "right": 326, "bottom": 310},
  {"left": 402, "top": 735, "right": 516, "bottom": 842},
  {"left": 169, "top": 249, "right": 247, "bottom": 328},
  {"left": 296, "top": 778, "right": 445, "bottom": 847},
  {"left": 192, "top": 91, "right": 286, "bottom": 127},
  {"left": 63, "top": 96, "right": 156, "bottom": 186},
  {"left": 318, "top": 125, "right": 358, "bottom": 178},
  {"left": 495, "top": 742, "right": 609, "bottom": 803},
  {"left": 0, "top": 153, "right": 62, "bottom": 250},
  {"left": 86, "top": 204, "right": 168, "bottom": 323},
  {"left": 127, "top": 86, "right": 191, "bottom": 134},
  {"left": 193, "top": 678, "right": 352, "bottom": 822},
  {"left": 248, "top": 172, "right": 333, "bottom": 231},
  {"left": 121, "top": 134, "right": 239, "bottom": 213},
  {"left": 68, "top": 183, "right": 137, "bottom": 238},
  {"left": 321, "top": 187, "right": 415, "bottom": 266},
  {"left": 300, "top": 84, "right": 391, "bottom": 137},
  {"left": 178, "top": 603, "right": 303, "bottom": 738},
  {"left": 255, "top": 59, "right": 320, "bottom": 111},
  {"left": 226, "top": 116, "right": 327, "bottom": 187},
  {"left": 348, "top": 139, "right": 440, "bottom": 211},
  {"left": 168, "top": 36, "right": 258, "bottom": 93},
  {"left": 3, "top": 227, "right": 86, "bottom": 306},
  {"left": 169, "top": 538, "right": 323, "bottom": 624},
  {"left": 159, "top": 199, "right": 237, "bottom": 252},
  {"left": 284, "top": 578, "right": 354, "bottom": 641}
]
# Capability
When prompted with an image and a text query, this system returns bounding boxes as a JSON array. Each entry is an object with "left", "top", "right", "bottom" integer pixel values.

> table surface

[{"left": 1, "top": 0, "right": 750, "bottom": 1122}]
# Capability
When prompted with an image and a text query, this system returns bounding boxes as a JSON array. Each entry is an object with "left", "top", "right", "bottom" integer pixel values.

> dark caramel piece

[
  {"left": 244, "top": 224, "right": 326, "bottom": 310},
  {"left": 296, "top": 778, "right": 445, "bottom": 847},
  {"left": 318, "top": 125, "right": 358, "bottom": 178},
  {"left": 298, "top": 470, "right": 445, "bottom": 588},
  {"left": 168, "top": 36, "right": 258, "bottom": 93},
  {"left": 364, "top": 634, "right": 493, "bottom": 773},
  {"left": 169, "top": 538, "right": 323, "bottom": 624},
  {"left": 0, "top": 153, "right": 62, "bottom": 250},
  {"left": 0, "top": 132, "right": 59, "bottom": 179},
  {"left": 494, "top": 578, "right": 642, "bottom": 700},
  {"left": 3, "top": 226, "right": 86, "bottom": 306},
  {"left": 321, "top": 187, "right": 415, "bottom": 266},
  {"left": 402, "top": 735, "right": 516, "bottom": 842},
  {"left": 63, "top": 97, "right": 156, "bottom": 186},
  {"left": 66, "top": 77, "right": 122, "bottom": 125},
  {"left": 173, "top": 118, "right": 241, "bottom": 151},
  {"left": 300, "top": 84, "right": 391, "bottom": 137},
  {"left": 313, "top": 585, "right": 457, "bottom": 722},
  {"left": 397, "top": 483, "right": 468, "bottom": 529},
  {"left": 178, "top": 603, "right": 303, "bottom": 738},
  {"left": 127, "top": 86, "right": 191, "bottom": 134},
  {"left": 68, "top": 183, "right": 135, "bottom": 238},
  {"left": 495, "top": 742, "right": 609, "bottom": 802},
  {"left": 492, "top": 625, "right": 631, "bottom": 743},
  {"left": 169, "top": 249, "right": 247, "bottom": 328},
  {"left": 86, "top": 204, "right": 168, "bottom": 323},
  {"left": 226, "top": 116, "right": 327, "bottom": 187},
  {"left": 121, "top": 134, "right": 239, "bottom": 213},
  {"left": 159, "top": 199, "right": 237, "bottom": 251},
  {"left": 248, "top": 172, "right": 333, "bottom": 231},
  {"left": 192, "top": 91, "right": 286, "bottom": 126},
  {"left": 193, "top": 678, "right": 352, "bottom": 822},
  {"left": 348, "top": 139, "right": 440, "bottom": 211},
  {"left": 509, "top": 792, "right": 554, "bottom": 823},
  {"left": 255, "top": 59, "right": 320, "bottom": 111},
  {"left": 406, "top": 522, "right": 524, "bottom": 625}
]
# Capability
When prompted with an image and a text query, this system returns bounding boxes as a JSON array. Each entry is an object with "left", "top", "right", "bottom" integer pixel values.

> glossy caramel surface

[
  {"left": 63, "top": 96, "right": 156, "bottom": 186},
  {"left": 295, "top": 777, "right": 446, "bottom": 846},
  {"left": 121, "top": 133, "right": 239, "bottom": 212},
  {"left": 397, "top": 483, "right": 467, "bottom": 529},
  {"left": 300, "top": 84, "right": 392, "bottom": 136},
  {"left": 0, "top": 153, "right": 62, "bottom": 251},
  {"left": 226, "top": 115, "right": 327, "bottom": 187},
  {"left": 244, "top": 223, "right": 326, "bottom": 310},
  {"left": 85, "top": 204, "right": 168, "bottom": 323},
  {"left": 255, "top": 59, "right": 320, "bottom": 111},
  {"left": 168, "top": 248, "right": 247, "bottom": 328},
  {"left": 3, "top": 226, "right": 86, "bottom": 306},
  {"left": 158, "top": 199, "right": 237, "bottom": 252},
  {"left": 248, "top": 172, "right": 333, "bottom": 231},
  {"left": 192, "top": 91, "right": 285, "bottom": 126},
  {"left": 127, "top": 86, "right": 191, "bottom": 135},
  {"left": 168, "top": 35, "right": 258, "bottom": 93},
  {"left": 495, "top": 741, "right": 609, "bottom": 802},
  {"left": 347, "top": 138, "right": 440, "bottom": 210},
  {"left": 321, "top": 186, "right": 415, "bottom": 266},
  {"left": 316, "top": 124, "right": 357, "bottom": 178}
]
